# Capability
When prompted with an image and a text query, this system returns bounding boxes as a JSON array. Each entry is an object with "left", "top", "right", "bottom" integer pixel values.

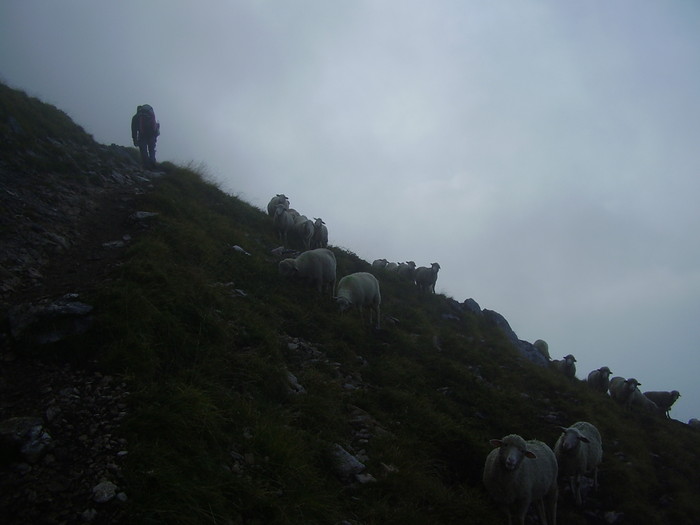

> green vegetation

[
  {"left": 0, "top": 82, "right": 93, "bottom": 145},
  {"left": 78, "top": 165, "right": 699, "bottom": 524},
  {"left": 4, "top": 81, "right": 700, "bottom": 524}
]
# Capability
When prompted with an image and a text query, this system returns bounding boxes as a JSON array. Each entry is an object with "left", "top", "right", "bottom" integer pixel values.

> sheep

[
  {"left": 334, "top": 272, "right": 381, "bottom": 329},
  {"left": 272, "top": 204, "right": 294, "bottom": 245},
  {"left": 414, "top": 262, "right": 440, "bottom": 293},
  {"left": 371, "top": 258, "right": 388, "bottom": 270},
  {"left": 550, "top": 354, "right": 576, "bottom": 379},
  {"left": 266, "top": 194, "right": 289, "bottom": 216},
  {"left": 290, "top": 214, "right": 315, "bottom": 250},
  {"left": 483, "top": 434, "right": 558, "bottom": 525},
  {"left": 278, "top": 248, "right": 336, "bottom": 296},
  {"left": 533, "top": 339, "right": 551, "bottom": 361},
  {"left": 630, "top": 389, "right": 661, "bottom": 415},
  {"left": 312, "top": 217, "right": 328, "bottom": 249},
  {"left": 396, "top": 261, "right": 416, "bottom": 283},
  {"left": 385, "top": 262, "right": 398, "bottom": 272},
  {"left": 608, "top": 377, "right": 642, "bottom": 410},
  {"left": 587, "top": 367, "right": 613, "bottom": 394},
  {"left": 643, "top": 390, "right": 681, "bottom": 418},
  {"left": 554, "top": 421, "right": 603, "bottom": 507}
]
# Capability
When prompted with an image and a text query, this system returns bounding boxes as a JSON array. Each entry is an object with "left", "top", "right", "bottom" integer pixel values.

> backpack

[{"left": 138, "top": 104, "right": 160, "bottom": 137}]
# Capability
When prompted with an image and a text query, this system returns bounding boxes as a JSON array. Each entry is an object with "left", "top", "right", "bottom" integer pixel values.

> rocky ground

[
  {"left": 0, "top": 139, "right": 162, "bottom": 524},
  {"left": 0, "top": 136, "right": 393, "bottom": 523}
]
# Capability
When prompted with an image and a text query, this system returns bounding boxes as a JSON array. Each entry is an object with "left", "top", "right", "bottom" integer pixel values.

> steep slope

[
  {"left": 0, "top": 82, "right": 168, "bottom": 523},
  {"left": 2, "top": 82, "right": 700, "bottom": 525}
]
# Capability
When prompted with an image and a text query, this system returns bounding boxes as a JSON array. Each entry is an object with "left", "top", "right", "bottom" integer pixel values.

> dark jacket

[{"left": 131, "top": 105, "right": 159, "bottom": 143}]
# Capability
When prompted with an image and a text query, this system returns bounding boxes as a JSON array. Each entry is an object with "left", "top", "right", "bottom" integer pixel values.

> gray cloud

[{"left": 2, "top": 0, "right": 699, "bottom": 422}]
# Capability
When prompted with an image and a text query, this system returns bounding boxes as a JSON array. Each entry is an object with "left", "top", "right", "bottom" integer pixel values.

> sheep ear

[
  {"left": 525, "top": 450, "right": 537, "bottom": 459},
  {"left": 579, "top": 437, "right": 590, "bottom": 443},
  {"left": 558, "top": 426, "right": 568, "bottom": 431},
  {"left": 489, "top": 439, "right": 503, "bottom": 448}
]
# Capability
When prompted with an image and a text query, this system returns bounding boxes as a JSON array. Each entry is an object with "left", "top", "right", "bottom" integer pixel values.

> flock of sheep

[
  {"left": 485, "top": 339, "right": 690, "bottom": 524},
  {"left": 267, "top": 194, "right": 327, "bottom": 251},
  {"left": 267, "top": 193, "right": 692, "bottom": 524},
  {"left": 370, "top": 258, "right": 442, "bottom": 293},
  {"left": 267, "top": 193, "right": 440, "bottom": 328},
  {"left": 484, "top": 421, "right": 602, "bottom": 525},
  {"left": 532, "top": 339, "right": 683, "bottom": 420}
]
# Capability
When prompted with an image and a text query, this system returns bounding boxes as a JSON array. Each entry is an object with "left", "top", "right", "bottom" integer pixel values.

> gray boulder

[{"left": 482, "top": 309, "right": 549, "bottom": 367}]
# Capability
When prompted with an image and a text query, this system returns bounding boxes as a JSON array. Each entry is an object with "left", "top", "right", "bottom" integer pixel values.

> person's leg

[
  {"left": 138, "top": 140, "right": 149, "bottom": 167},
  {"left": 147, "top": 138, "right": 157, "bottom": 167}
]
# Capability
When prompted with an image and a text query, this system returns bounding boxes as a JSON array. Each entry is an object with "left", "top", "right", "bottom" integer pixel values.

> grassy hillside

[
  {"left": 2, "top": 82, "right": 700, "bottom": 524},
  {"left": 80, "top": 168, "right": 699, "bottom": 524}
]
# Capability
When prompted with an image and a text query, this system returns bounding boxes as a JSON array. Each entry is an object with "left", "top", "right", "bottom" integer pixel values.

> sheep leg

[
  {"left": 535, "top": 498, "right": 548, "bottom": 525},
  {"left": 512, "top": 497, "right": 530, "bottom": 525},
  {"left": 545, "top": 486, "right": 558, "bottom": 525},
  {"left": 573, "top": 474, "right": 583, "bottom": 507},
  {"left": 593, "top": 467, "right": 599, "bottom": 491}
]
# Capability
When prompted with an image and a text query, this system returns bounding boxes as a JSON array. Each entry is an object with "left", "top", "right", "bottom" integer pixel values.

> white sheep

[
  {"left": 266, "top": 194, "right": 289, "bottom": 216},
  {"left": 643, "top": 391, "right": 681, "bottom": 418},
  {"left": 396, "top": 261, "right": 416, "bottom": 283},
  {"left": 550, "top": 354, "right": 576, "bottom": 379},
  {"left": 587, "top": 367, "right": 613, "bottom": 394},
  {"left": 385, "top": 262, "right": 398, "bottom": 272},
  {"left": 483, "top": 434, "right": 558, "bottom": 525},
  {"left": 291, "top": 214, "right": 315, "bottom": 250},
  {"left": 608, "top": 377, "right": 642, "bottom": 410},
  {"left": 414, "top": 262, "right": 440, "bottom": 293},
  {"left": 312, "top": 217, "right": 328, "bottom": 249},
  {"left": 554, "top": 421, "right": 603, "bottom": 507},
  {"left": 533, "top": 339, "right": 551, "bottom": 361},
  {"left": 278, "top": 248, "right": 336, "bottom": 296},
  {"left": 334, "top": 272, "right": 381, "bottom": 329},
  {"left": 272, "top": 204, "right": 294, "bottom": 245},
  {"left": 688, "top": 418, "right": 700, "bottom": 429},
  {"left": 371, "top": 258, "right": 388, "bottom": 270}
]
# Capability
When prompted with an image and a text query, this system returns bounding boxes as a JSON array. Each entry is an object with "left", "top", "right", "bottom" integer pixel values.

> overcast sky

[{"left": 2, "top": 1, "right": 699, "bottom": 424}]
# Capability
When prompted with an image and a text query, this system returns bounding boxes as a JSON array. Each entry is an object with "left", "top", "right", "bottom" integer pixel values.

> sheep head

[
  {"left": 626, "top": 378, "right": 641, "bottom": 388},
  {"left": 489, "top": 435, "right": 536, "bottom": 471},
  {"left": 557, "top": 427, "right": 590, "bottom": 453},
  {"left": 335, "top": 296, "right": 352, "bottom": 312},
  {"left": 278, "top": 259, "right": 298, "bottom": 277}
]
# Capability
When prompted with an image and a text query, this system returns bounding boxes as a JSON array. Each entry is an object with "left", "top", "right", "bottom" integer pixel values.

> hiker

[{"left": 131, "top": 104, "right": 160, "bottom": 168}]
